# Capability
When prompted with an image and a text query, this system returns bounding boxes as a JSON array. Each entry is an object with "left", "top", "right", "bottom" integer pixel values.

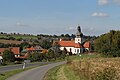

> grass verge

[
  {"left": 63, "top": 64, "right": 80, "bottom": 80},
  {"left": 43, "top": 64, "right": 80, "bottom": 80},
  {"left": 43, "top": 65, "right": 61, "bottom": 80}
]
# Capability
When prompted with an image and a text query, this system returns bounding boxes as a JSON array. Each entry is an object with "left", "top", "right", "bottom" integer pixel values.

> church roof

[
  {"left": 83, "top": 41, "right": 90, "bottom": 48},
  {"left": 76, "top": 26, "right": 83, "bottom": 38},
  {"left": 58, "top": 41, "right": 82, "bottom": 48}
]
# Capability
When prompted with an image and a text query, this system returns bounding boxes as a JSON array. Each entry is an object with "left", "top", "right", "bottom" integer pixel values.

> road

[
  {"left": 0, "top": 62, "right": 51, "bottom": 74},
  {"left": 7, "top": 61, "right": 66, "bottom": 80}
]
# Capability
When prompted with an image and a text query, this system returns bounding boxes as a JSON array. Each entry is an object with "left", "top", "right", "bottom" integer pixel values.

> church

[{"left": 58, "top": 26, "right": 90, "bottom": 54}]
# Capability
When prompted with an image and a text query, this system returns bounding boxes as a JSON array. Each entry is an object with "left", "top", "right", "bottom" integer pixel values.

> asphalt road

[
  {"left": 0, "top": 62, "right": 51, "bottom": 74},
  {"left": 7, "top": 61, "right": 66, "bottom": 80}
]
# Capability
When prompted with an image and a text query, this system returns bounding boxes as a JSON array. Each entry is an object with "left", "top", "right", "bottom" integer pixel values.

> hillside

[
  {"left": 0, "top": 39, "right": 22, "bottom": 44},
  {"left": 0, "top": 34, "right": 37, "bottom": 39}
]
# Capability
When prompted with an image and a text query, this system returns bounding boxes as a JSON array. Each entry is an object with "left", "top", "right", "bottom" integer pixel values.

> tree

[
  {"left": 2, "top": 50, "right": 15, "bottom": 62},
  {"left": 60, "top": 34, "right": 64, "bottom": 37},
  {"left": 61, "top": 48, "right": 67, "bottom": 59},
  {"left": 65, "top": 34, "right": 70, "bottom": 37},
  {"left": 28, "top": 53, "right": 40, "bottom": 62},
  {"left": 40, "top": 40, "right": 52, "bottom": 49},
  {"left": 19, "top": 42, "right": 31, "bottom": 51},
  {"left": 94, "top": 30, "right": 120, "bottom": 57}
]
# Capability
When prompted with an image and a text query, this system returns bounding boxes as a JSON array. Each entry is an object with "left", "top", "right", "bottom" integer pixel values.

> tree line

[{"left": 94, "top": 30, "right": 120, "bottom": 57}]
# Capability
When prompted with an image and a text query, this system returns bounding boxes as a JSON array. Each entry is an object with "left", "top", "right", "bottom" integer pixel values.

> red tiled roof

[
  {"left": 10, "top": 47, "right": 20, "bottom": 54},
  {"left": 0, "top": 48, "right": 6, "bottom": 53},
  {"left": 26, "top": 47, "right": 35, "bottom": 51},
  {"left": 58, "top": 41, "right": 82, "bottom": 48},
  {"left": 84, "top": 41, "right": 90, "bottom": 48},
  {"left": 0, "top": 47, "right": 20, "bottom": 55},
  {"left": 75, "top": 43, "right": 82, "bottom": 48}
]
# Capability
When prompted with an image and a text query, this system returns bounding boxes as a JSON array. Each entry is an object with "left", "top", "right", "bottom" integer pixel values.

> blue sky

[{"left": 0, "top": 0, "right": 120, "bottom": 36}]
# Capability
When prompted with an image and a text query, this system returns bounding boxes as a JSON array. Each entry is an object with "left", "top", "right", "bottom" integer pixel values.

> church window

[
  {"left": 77, "top": 49, "right": 79, "bottom": 53},
  {"left": 70, "top": 48, "right": 72, "bottom": 52}
]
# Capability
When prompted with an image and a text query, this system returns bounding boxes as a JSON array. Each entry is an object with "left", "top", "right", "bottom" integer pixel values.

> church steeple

[
  {"left": 75, "top": 25, "right": 83, "bottom": 44},
  {"left": 76, "top": 25, "right": 83, "bottom": 38}
]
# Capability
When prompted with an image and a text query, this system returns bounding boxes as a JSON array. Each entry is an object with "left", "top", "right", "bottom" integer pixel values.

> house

[
  {"left": 22, "top": 46, "right": 44, "bottom": 53},
  {"left": 58, "top": 26, "right": 90, "bottom": 54},
  {"left": 20, "top": 46, "right": 46, "bottom": 59},
  {"left": 0, "top": 47, "right": 20, "bottom": 58}
]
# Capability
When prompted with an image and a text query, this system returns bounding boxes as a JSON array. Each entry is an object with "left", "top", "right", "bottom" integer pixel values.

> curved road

[
  {"left": 0, "top": 62, "right": 51, "bottom": 74},
  {"left": 7, "top": 61, "right": 66, "bottom": 80}
]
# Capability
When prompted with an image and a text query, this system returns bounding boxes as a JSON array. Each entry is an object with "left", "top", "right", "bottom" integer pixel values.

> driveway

[{"left": 7, "top": 61, "right": 66, "bottom": 80}]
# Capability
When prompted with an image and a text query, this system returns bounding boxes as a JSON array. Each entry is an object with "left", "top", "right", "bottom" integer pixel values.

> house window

[{"left": 75, "top": 49, "right": 76, "bottom": 52}]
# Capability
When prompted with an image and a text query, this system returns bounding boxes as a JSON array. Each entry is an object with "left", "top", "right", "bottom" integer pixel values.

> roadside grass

[
  {"left": 43, "top": 65, "right": 61, "bottom": 80},
  {"left": 64, "top": 64, "right": 80, "bottom": 80},
  {"left": 0, "top": 67, "right": 35, "bottom": 80},
  {"left": 43, "top": 64, "right": 80, "bottom": 80}
]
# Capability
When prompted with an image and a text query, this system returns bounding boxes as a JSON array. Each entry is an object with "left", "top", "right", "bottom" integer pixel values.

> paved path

[
  {"left": 0, "top": 62, "right": 51, "bottom": 74},
  {"left": 7, "top": 61, "right": 66, "bottom": 80}
]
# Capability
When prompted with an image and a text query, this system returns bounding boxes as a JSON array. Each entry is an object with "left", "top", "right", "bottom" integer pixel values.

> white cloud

[
  {"left": 98, "top": 0, "right": 120, "bottom": 5},
  {"left": 98, "top": 0, "right": 108, "bottom": 5},
  {"left": 15, "top": 22, "right": 29, "bottom": 27},
  {"left": 91, "top": 12, "right": 108, "bottom": 17},
  {"left": 69, "top": 27, "right": 76, "bottom": 30}
]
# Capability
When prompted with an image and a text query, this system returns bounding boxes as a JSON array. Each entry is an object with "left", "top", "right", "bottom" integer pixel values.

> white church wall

[{"left": 60, "top": 47, "right": 75, "bottom": 54}]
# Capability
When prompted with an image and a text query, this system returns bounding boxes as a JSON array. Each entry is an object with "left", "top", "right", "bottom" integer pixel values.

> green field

[{"left": 0, "top": 34, "right": 37, "bottom": 39}]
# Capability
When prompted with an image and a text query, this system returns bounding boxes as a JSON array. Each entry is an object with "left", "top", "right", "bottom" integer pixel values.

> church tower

[{"left": 75, "top": 25, "right": 83, "bottom": 44}]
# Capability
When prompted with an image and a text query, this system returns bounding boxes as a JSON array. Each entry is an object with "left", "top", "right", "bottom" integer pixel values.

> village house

[
  {"left": 20, "top": 46, "right": 47, "bottom": 59},
  {"left": 0, "top": 47, "right": 20, "bottom": 58},
  {"left": 58, "top": 26, "right": 90, "bottom": 54}
]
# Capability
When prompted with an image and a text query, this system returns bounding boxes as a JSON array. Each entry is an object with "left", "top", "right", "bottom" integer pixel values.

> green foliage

[
  {"left": 94, "top": 30, "right": 120, "bottom": 57},
  {"left": 28, "top": 53, "right": 40, "bottom": 62},
  {"left": 40, "top": 40, "right": 52, "bottom": 49},
  {"left": 61, "top": 48, "right": 67, "bottom": 59},
  {"left": 19, "top": 42, "right": 30, "bottom": 51},
  {"left": 2, "top": 50, "right": 15, "bottom": 62}
]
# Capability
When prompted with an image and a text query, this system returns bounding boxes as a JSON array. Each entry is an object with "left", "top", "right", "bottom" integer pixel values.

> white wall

[
  {"left": 75, "top": 38, "right": 82, "bottom": 43},
  {"left": 74, "top": 48, "right": 81, "bottom": 54},
  {"left": 60, "top": 47, "right": 82, "bottom": 54},
  {"left": 60, "top": 47, "right": 75, "bottom": 54}
]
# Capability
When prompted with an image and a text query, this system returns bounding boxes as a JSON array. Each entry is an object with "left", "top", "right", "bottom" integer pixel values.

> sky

[{"left": 0, "top": 0, "right": 120, "bottom": 36}]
